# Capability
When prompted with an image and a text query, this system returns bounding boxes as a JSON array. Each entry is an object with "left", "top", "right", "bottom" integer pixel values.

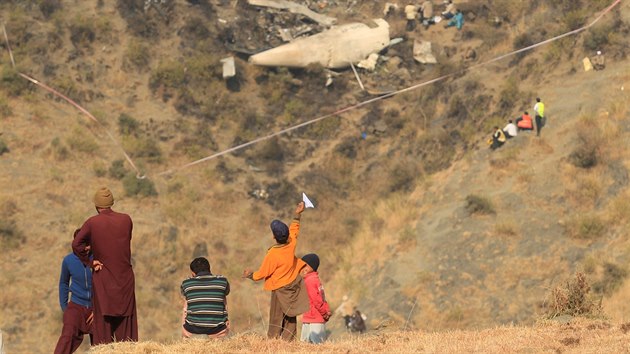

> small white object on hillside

[{"left": 302, "top": 193, "right": 315, "bottom": 208}]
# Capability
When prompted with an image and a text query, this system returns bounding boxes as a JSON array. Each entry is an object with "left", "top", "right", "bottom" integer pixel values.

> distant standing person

[
  {"left": 72, "top": 187, "right": 138, "bottom": 345},
  {"left": 242, "top": 201, "right": 310, "bottom": 340},
  {"left": 420, "top": 1, "right": 434, "bottom": 28},
  {"left": 404, "top": 4, "right": 418, "bottom": 31},
  {"left": 181, "top": 257, "right": 230, "bottom": 339},
  {"left": 300, "top": 254, "right": 331, "bottom": 344},
  {"left": 54, "top": 230, "right": 93, "bottom": 354},
  {"left": 534, "top": 97, "right": 545, "bottom": 137}
]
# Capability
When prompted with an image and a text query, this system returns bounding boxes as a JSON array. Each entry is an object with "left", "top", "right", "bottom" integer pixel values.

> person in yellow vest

[
  {"left": 489, "top": 126, "right": 506, "bottom": 150},
  {"left": 534, "top": 97, "right": 545, "bottom": 137}
]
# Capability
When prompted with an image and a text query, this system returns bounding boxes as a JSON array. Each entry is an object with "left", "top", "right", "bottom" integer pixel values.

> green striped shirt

[{"left": 181, "top": 272, "right": 230, "bottom": 328}]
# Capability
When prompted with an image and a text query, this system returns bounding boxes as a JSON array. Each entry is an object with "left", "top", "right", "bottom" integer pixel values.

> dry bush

[
  {"left": 564, "top": 214, "right": 606, "bottom": 240},
  {"left": 50, "top": 137, "right": 69, "bottom": 161},
  {"left": 109, "top": 159, "right": 128, "bottom": 180},
  {"left": 124, "top": 40, "right": 151, "bottom": 71},
  {"left": 39, "top": 0, "right": 62, "bottom": 19},
  {"left": 592, "top": 262, "right": 628, "bottom": 296},
  {"left": 0, "top": 139, "right": 8, "bottom": 155},
  {"left": 66, "top": 128, "right": 98, "bottom": 154},
  {"left": 0, "top": 94, "right": 11, "bottom": 118},
  {"left": 118, "top": 113, "right": 141, "bottom": 136},
  {"left": 122, "top": 135, "right": 163, "bottom": 164},
  {"left": 69, "top": 16, "right": 96, "bottom": 47},
  {"left": 546, "top": 272, "right": 601, "bottom": 318},
  {"left": 1, "top": 66, "right": 31, "bottom": 96},
  {"left": 569, "top": 117, "right": 604, "bottom": 169},
  {"left": 494, "top": 221, "right": 518, "bottom": 237},
  {"left": 465, "top": 194, "right": 495, "bottom": 215},
  {"left": 122, "top": 173, "right": 158, "bottom": 197},
  {"left": 566, "top": 174, "right": 604, "bottom": 209}
]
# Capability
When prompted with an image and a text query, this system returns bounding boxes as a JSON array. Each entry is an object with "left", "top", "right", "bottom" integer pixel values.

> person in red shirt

[
  {"left": 299, "top": 253, "right": 331, "bottom": 344},
  {"left": 243, "top": 201, "right": 310, "bottom": 340},
  {"left": 515, "top": 111, "right": 533, "bottom": 131},
  {"left": 72, "top": 187, "right": 138, "bottom": 345}
]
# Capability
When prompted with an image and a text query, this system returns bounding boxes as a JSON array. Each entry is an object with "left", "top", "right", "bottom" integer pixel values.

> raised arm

[{"left": 72, "top": 224, "right": 91, "bottom": 266}]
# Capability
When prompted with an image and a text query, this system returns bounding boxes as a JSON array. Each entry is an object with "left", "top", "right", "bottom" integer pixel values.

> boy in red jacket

[{"left": 300, "top": 254, "right": 331, "bottom": 344}]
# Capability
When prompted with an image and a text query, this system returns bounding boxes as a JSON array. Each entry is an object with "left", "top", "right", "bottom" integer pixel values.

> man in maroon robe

[{"left": 72, "top": 187, "right": 138, "bottom": 345}]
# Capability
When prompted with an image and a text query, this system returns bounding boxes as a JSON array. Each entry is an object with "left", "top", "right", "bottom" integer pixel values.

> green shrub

[
  {"left": 465, "top": 194, "right": 495, "bottom": 215},
  {"left": 583, "top": 24, "right": 612, "bottom": 52},
  {"left": 123, "top": 136, "right": 162, "bottom": 164},
  {"left": 593, "top": 262, "right": 627, "bottom": 295},
  {"left": 0, "top": 139, "right": 8, "bottom": 155},
  {"left": 93, "top": 161, "right": 107, "bottom": 177},
  {"left": 122, "top": 173, "right": 158, "bottom": 197},
  {"left": 124, "top": 40, "right": 151, "bottom": 71},
  {"left": 150, "top": 60, "right": 186, "bottom": 92},
  {"left": 118, "top": 113, "right": 140, "bottom": 136},
  {"left": 109, "top": 159, "right": 127, "bottom": 180},
  {"left": 69, "top": 16, "right": 96, "bottom": 47},
  {"left": 39, "top": 0, "right": 62, "bottom": 19},
  {"left": 1, "top": 67, "right": 30, "bottom": 96},
  {"left": 66, "top": 129, "right": 98, "bottom": 154},
  {"left": 547, "top": 272, "right": 601, "bottom": 318},
  {"left": 388, "top": 162, "right": 417, "bottom": 193}
]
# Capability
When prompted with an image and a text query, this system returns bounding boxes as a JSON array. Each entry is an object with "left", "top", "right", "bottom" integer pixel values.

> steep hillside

[{"left": 0, "top": 0, "right": 629, "bottom": 353}]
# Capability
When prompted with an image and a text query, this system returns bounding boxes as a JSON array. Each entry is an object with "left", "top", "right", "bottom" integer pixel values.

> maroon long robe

[{"left": 72, "top": 208, "right": 138, "bottom": 344}]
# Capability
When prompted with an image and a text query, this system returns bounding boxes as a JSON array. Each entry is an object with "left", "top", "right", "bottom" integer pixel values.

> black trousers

[{"left": 535, "top": 115, "right": 544, "bottom": 136}]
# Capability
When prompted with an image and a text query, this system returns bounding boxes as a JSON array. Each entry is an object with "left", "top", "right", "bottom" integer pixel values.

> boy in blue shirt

[{"left": 54, "top": 230, "right": 93, "bottom": 354}]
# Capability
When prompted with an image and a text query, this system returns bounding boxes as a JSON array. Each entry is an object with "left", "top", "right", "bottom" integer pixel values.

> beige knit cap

[{"left": 93, "top": 187, "right": 114, "bottom": 208}]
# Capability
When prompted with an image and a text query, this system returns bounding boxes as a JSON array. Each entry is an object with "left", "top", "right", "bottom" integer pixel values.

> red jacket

[
  {"left": 302, "top": 271, "right": 330, "bottom": 323},
  {"left": 517, "top": 114, "right": 533, "bottom": 129}
]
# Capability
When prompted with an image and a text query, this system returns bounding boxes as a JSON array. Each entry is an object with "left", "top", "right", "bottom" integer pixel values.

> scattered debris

[
  {"left": 249, "top": 19, "right": 390, "bottom": 69},
  {"left": 383, "top": 3, "right": 398, "bottom": 17},
  {"left": 582, "top": 57, "right": 593, "bottom": 72},
  {"left": 350, "top": 62, "right": 365, "bottom": 91},
  {"left": 248, "top": 0, "right": 337, "bottom": 26},
  {"left": 413, "top": 39, "right": 437, "bottom": 64},
  {"left": 220, "top": 56, "right": 236, "bottom": 79},
  {"left": 463, "top": 47, "right": 476, "bottom": 61},
  {"left": 250, "top": 188, "right": 270, "bottom": 200},
  {"left": 357, "top": 53, "right": 379, "bottom": 71}
]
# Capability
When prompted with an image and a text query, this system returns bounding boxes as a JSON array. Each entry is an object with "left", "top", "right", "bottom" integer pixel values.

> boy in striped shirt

[{"left": 181, "top": 257, "right": 230, "bottom": 338}]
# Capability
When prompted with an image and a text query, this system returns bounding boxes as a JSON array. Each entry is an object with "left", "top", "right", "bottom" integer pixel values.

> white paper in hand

[{"left": 302, "top": 193, "right": 315, "bottom": 208}]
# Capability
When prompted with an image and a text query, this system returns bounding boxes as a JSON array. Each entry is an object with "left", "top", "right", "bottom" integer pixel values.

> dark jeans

[
  {"left": 491, "top": 137, "right": 504, "bottom": 150},
  {"left": 535, "top": 115, "right": 544, "bottom": 136},
  {"left": 406, "top": 20, "right": 416, "bottom": 31}
]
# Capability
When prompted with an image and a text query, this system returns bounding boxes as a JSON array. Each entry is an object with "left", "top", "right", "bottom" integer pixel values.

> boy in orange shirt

[{"left": 243, "top": 201, "right": 310, "bottom": 340}]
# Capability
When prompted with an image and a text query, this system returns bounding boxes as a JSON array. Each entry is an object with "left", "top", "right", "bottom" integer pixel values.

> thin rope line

[
  {"left": 2, "top": 24, "right": 144, "bottom": 178},
  {"left": 2, "top": 24, "right": 15, "bottom": 68},
  {"left": 154, "top": 0, "right": 621, "bottom": 177}
]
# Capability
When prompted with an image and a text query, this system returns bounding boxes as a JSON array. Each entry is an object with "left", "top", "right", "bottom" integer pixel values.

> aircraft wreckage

[{"left": 249, "top": 19, "right": 391, "bottom": 69}]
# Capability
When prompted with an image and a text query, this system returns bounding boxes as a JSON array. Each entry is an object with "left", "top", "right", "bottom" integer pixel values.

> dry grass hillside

[{"left": 0, "top": 0, "right": 629, "bottom": 353}]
